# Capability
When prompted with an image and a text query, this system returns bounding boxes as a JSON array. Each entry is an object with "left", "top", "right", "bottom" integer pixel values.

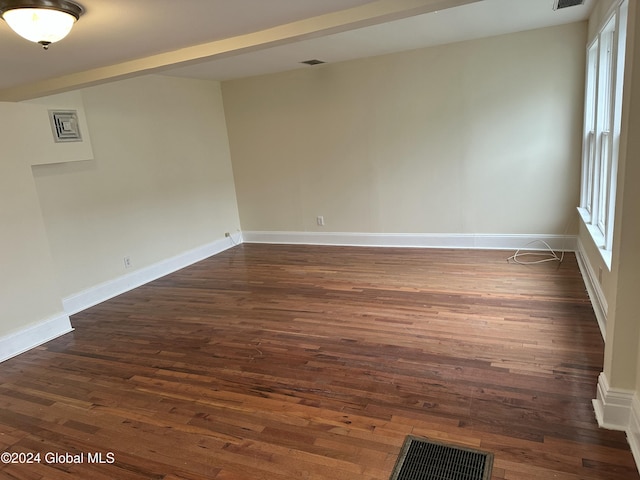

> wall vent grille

[
  {"left": 49, "top": 110, "right": 82, "bottom": 143},
  {"left": 554, "top": 0, "right": 584, "bottom": 10},
  {"left": 301, "top": 59, "right": 325, "bottom": 66}
]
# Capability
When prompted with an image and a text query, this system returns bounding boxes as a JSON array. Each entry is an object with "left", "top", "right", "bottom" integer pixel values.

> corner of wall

[
  {"left": 0, "top": 314, "right": 73, "bottom": 363},
  {"left": 593, "top": 372, "right": 634, "bottom": 430},
  {"left": 63, "top": 233, "right": 242, "bottom": 315}
]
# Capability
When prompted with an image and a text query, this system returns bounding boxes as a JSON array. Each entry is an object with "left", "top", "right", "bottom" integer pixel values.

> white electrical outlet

[
  {"left": 124, "top": 256, "right": 132, "bottom": 268},
  {"left": 598, "top": 266, "right": 603, "bottom": 284},
  {"left": 317, "top": 215, "right": 324, "bottom": 226}
]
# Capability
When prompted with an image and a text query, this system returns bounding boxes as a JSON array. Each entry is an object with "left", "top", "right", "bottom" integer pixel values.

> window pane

[
  {"left": 578, "top": 1, "right": 626, "bottom": 260},
  {"left": 594, "top": 19, "right": 615, "bottom": 235}
]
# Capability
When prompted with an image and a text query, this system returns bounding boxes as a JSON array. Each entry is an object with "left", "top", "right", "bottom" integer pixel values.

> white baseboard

[
  {"left": 593, "top": 372, "right": 634, "bottom": 431},
  {"left": 63, "top": 233, "right": 242, "bottom": 315},
  {"left": 628, "top": 395, "right": 640, "bottom": 476},
  {"left": 593, "top": 372, "right": 640, "bottom": 475},
  {"left": 242, "top": 231, "right": 577, "bottom": 251},
  {"left": 575, "top": 237, "right": 608, "bottom": 340},
  {"left": 0, "top": 313, "right": 73, "bottom": 363}
]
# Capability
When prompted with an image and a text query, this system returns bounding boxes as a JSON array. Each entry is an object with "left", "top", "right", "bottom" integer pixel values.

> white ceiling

[
  {"left": 167, "top": 0, "right": 595, "bottom": 82},
  {"left": 0, "top": 0, "right": 594, "bottom": 100}
]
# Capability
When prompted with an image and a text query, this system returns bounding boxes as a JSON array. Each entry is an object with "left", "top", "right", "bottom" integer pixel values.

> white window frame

[{"left": 578, "top": 0, "right": 627, "bottom": 269}]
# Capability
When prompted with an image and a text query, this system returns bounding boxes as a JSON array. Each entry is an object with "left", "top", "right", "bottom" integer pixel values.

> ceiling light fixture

[{"left": 0, "top": 0, "right": 83, "bottom": 49}]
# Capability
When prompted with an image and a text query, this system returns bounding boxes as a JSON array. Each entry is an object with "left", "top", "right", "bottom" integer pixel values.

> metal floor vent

[{"left": 390, "top": 436, "right": 493, "bottom": 480}]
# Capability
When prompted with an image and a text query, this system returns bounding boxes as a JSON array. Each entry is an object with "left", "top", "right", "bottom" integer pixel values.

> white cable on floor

[
  {"left": 507, "top": 239, "right": 565, "bottom": 265},
  {"left": 507, "top": 216, "right": 575, "bottom": 265}
]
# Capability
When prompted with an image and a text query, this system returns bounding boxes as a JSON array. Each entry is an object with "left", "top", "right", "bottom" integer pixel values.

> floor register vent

[{"left": 390, "top": 436, "right": 493, "bottom": 480}]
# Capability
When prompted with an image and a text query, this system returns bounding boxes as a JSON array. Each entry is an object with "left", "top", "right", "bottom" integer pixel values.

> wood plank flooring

[{"left": 0, "top": 244, "right": 637, "bottom": 479}]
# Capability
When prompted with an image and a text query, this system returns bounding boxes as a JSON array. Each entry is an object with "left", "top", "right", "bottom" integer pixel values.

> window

[{"left": 579, "top": 0, "right": 627, "bottom": 267}]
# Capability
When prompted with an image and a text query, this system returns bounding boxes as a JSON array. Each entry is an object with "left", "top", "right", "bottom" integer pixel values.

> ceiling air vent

[
  {"left": 301, "top": 59, "right": 325, "bottom": 66},
  {"left": 48, "top": 110, "right": 82, "bottom": 143},
  {"left": 553, "top": 0, "right": 584, "bottom": 10}
]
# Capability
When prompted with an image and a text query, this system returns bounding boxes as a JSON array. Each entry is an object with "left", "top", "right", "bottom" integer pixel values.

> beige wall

[
  {"left": 603, "top": 0, "right": 640, "bottom": 391},
  {"left": 577, "top": 0, "right": 623, "bottom": 325},
  {"left": 629, "top": 1, "right": 640, "bottom": 401},
  {"left": 29, "top": 75, "right": 240, "bottom": 298},
  {"left": 0, "top": 103, "right": 66, "bottom": 337},
  {"left": 223, "top": 23, "right": 586, "bottom": 235},
  {"left": 577, "top": 0, "right": 640, "bottom": 393},
  {"left": 1, "top": 75, "right": 240, "bottom": 346}
]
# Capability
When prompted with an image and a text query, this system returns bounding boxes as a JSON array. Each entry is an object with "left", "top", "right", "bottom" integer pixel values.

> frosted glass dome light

[{"left": 0, "top": 0, "right": 83, "bottom": 49}]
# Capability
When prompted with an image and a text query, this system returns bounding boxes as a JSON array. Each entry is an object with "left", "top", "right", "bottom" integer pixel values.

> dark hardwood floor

[{"left": 0, "top": 244, "right": 637, "bottom": 479}]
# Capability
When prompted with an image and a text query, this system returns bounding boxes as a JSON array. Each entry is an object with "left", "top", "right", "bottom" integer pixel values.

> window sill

[{"left": 577, "top": 207, "right": 612, "bottom": 270}]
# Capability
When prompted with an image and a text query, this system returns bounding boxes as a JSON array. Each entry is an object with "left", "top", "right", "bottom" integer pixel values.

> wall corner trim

[
  {"left": 0, "top": 313, "right": 73, "bottom": 363},
  {"left": 593, "top": 372, "right": 634, "bottom": 431},
  {"left": 593, "top": 372, "right": 640, "bottom": 476},
  {"left": 63, "top": 233, "right": 242, "bottom": 316}
]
